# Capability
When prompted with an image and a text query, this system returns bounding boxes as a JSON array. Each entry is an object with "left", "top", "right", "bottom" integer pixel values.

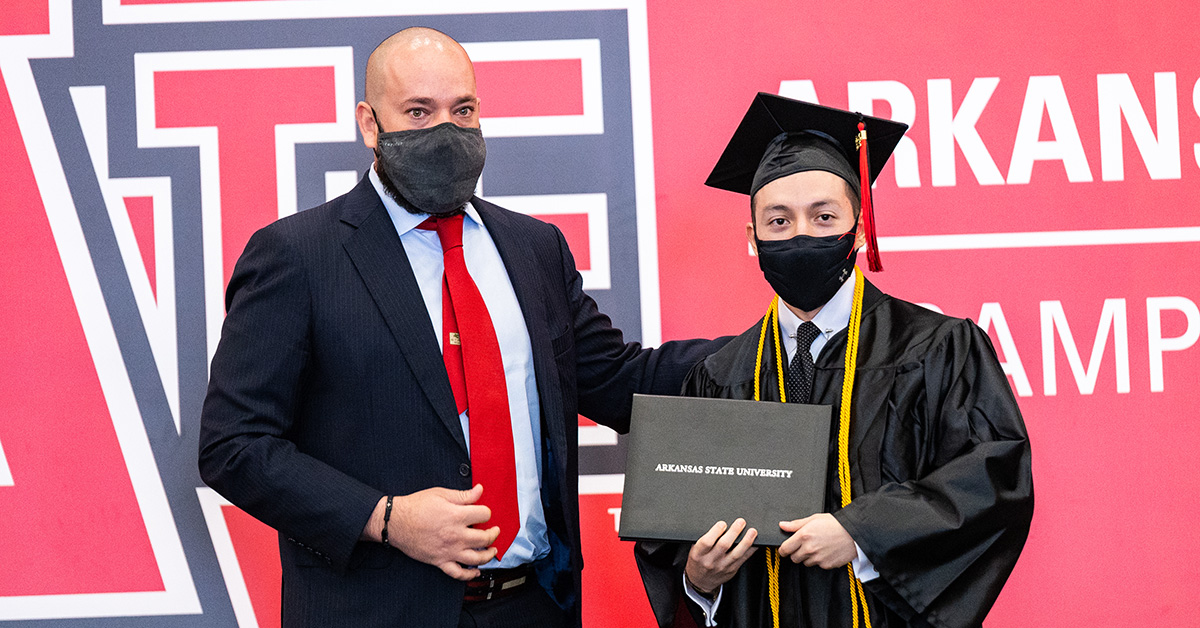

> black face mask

[
  {"left": 373, "top": 115, "right": 486, "bottom": 216},
  {"left": 755, "top": 226, "right": 858, "bottom": 312}
]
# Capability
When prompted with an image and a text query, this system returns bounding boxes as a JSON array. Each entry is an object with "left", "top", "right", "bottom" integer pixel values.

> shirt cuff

[
  {"left": 682, "top": 573, "right": 723, "bottom": 627},
  {"left": 851, "top": 542, "right": 880, "bottom": 582}
]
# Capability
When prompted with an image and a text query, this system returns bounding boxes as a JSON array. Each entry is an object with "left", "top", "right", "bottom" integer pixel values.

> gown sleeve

[
  {"left": 634, "top": 360, "right": 724, "bottom": 628},
  {"left": 833, "top": 319, "right": 1034, "bottom": 628}
]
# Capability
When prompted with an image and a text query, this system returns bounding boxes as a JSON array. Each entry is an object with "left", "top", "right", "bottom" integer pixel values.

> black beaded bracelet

[{"left": 381, "top": 495, "right": 394, "bottom": 546}]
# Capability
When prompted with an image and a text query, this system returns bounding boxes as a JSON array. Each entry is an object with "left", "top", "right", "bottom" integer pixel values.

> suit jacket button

[{"left": 459, "top": 463, "right": 471, "bottom": 477}]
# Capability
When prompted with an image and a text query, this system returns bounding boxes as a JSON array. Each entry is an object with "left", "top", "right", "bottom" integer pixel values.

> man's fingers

[
  {"left": 456, "top": 504, "right": 493, "bottom": 527},
  {"left": 448, "top": 484, "right": 484, "bottom": 505},
  {"left": 456, "top": 547, "right": 498, "bottom": 567},
  {"left": 778, "top": 514, "right": 817, "bottom": 558},
  {"left": 777, "top": 532, "right": 803, "bottom": 558},
  {"left": 715, "top": 518, "right": 747, "bottom": 552},
  {"left": 697, "top": 521, "right": 728, "bottom": 549},
  {"left": 728, "top": 527, "right": 758, "bottom": 561},
  {"left": 779, "top": 515, "right": 813, "bottom": 533},
  {"left": 789, "top": 545, "right": 814, "bottom": 564},
  {"left": 477, "top": 525, "right": 501, "bottom": 546},
  {"left": 728, "top": 544, "right": 759, "bottom": 572},
  {"left": 460, "top": 525, "right": 500, "bottom": 548},
  {"left": 439, "top": 561, "right": 479, "bottom": 581}
]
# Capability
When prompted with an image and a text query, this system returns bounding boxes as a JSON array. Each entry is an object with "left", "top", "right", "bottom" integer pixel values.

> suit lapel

[{"left": 340, "top": 177, "right": 467, "bottom": 454}]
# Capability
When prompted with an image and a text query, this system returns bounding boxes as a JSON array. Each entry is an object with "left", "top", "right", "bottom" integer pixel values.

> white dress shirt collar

[{"left": 777, "top": 269, "right": 857, "bottom": 363}]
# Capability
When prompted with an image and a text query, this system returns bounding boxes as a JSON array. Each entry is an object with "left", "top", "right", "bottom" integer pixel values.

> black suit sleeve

[
  {"left": 198, "top": 226, "right": 384, "bottom": 572},
  {"left": 550, "top": 225, "right": 729, "bottom": 432}
]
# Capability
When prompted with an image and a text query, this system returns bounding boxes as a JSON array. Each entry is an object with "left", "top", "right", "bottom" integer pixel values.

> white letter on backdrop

[
  {"left": 1041, "top": 299, "right": 1130, "bottom": 396},
  {"left": 778, "top": 80, "right": 819, "bottom": 104},
  {"left": 1146, "top": 297, "right": 1200, "bottom": 392},
  {"left": 848, "top": 80, "right": 920, "bottom": 187},
  {"left": 1007, "top": 76, "right": 1093, "bottom": 184},
  {"left": 1098, "top": 72, "right": 1180, "bottom": 181},
  {"left": 1191, "top": 77, "right": 1200, "bottom": 171},
  {"left": 928, "top": 77, "right": 1004, "bottom": 186}
]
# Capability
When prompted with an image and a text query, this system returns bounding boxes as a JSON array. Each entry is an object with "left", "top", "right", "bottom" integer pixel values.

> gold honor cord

[
  {"left": 752, "top": 267, "right": 872, "bottom": 628},
  {"left": 753, "top": 297, "right": 787, "bottom": 628},
  {"left": 838, "top": 267, "right": 871, "bottom": 628}
]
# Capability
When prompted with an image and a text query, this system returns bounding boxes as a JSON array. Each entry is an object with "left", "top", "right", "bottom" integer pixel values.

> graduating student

[{"left": 635, "top": 94, "right": 1034, "bottom": 628}]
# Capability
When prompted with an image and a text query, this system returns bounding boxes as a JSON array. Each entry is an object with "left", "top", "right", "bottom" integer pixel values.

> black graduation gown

[{"left": 635, "top": 280, "right": 1033, "bottom": 628}]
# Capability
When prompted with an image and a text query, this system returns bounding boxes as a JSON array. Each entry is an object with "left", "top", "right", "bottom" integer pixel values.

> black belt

[{"left": 463, "top": 564, "right": 535, "bottom": 602}]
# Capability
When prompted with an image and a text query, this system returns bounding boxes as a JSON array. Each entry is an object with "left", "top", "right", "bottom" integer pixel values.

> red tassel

[{"left": 856, "top": 121, "right": 882, "bottom": 272}]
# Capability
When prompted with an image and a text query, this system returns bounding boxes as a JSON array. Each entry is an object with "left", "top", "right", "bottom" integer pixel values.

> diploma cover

[{"left": 619, "top": 394, "right": 831, "bottom": 547}]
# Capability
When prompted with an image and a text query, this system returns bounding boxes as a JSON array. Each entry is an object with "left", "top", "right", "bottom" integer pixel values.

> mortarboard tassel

[{"left": 856, "top": 121, "right": 883, "bottom": 272}]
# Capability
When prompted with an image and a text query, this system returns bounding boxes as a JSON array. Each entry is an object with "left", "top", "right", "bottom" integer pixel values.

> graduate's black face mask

[
  {"left": 373, "top": 110, "right": 486, "bottom": 216},
  {"left": 755, "top": 225, "right": 858, "bottom": 312}
]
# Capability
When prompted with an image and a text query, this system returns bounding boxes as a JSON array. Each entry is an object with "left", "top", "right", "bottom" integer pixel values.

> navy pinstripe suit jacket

[{"left": 199, "top": 174, "right": 722, "bottom": 627}]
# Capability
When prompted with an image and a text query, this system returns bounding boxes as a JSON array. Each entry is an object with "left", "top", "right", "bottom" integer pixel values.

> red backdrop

[
  {"left": 2, "top": 1, "right": 1198, "bottom": 625},
  {"left": 648, "top": 2, "right": 1200, "bottom": 625}
]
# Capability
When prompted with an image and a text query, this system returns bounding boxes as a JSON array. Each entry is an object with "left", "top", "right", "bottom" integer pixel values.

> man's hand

[
  {"left": 777, "top": 513, "right": 857, "bottom": 569},
  {"left": 684, "top": 518, "right": 759, "bottom": 595},
  {"left": 364, "top": 484, "right": 500, "bottom": 581}
]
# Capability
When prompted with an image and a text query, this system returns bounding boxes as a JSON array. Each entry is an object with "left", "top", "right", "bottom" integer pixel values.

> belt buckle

[
  {"left": 467, "top": 568, "right": 529, "bottom": 601},
  {"left": 497, "top": 575, "right": 526, "bottom": 597}
]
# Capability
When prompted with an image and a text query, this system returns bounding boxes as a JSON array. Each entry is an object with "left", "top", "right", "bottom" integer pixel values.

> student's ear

[
  {"left": 746, "top": 222, "right": 758, "bottom": 255},
  {"left": 853, "top": 220, "right": 867, "bottom": 250}
]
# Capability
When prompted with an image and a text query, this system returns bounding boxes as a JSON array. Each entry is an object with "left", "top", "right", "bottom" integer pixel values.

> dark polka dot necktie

[{"left": 785, "top": 321, "right": 822, "bottom": 404}]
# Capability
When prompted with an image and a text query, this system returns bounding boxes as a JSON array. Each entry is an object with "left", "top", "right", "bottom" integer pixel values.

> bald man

[{"left": 199, "top": 27, "right": 723, "bottom": 628}]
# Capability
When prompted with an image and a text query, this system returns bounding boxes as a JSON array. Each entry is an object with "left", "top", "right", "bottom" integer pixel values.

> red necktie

[{"left": 419, "top": 215, "right": 519, "bottom": 559}]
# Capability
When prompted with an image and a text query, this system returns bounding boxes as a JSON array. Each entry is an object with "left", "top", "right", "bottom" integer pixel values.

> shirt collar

[
  {"left": 777, "top": 269, "right": 857, "bottom": 352},
  {"left": 810, "top": 269, "right": 856, "bottom": 337},
  {"left": 368, "top": 164, "right": 482, "bottom": 235}
]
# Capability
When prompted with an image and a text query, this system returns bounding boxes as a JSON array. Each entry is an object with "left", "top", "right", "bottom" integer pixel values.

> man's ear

[
  {"left": 853, "top": 220, "right": 867, "bottom": 250},
  {"left": 355, "top": 101, "right": 378, "bottom": 149},
  {"left": 746, "top": 222, "right": 758, "bottom": 256}
]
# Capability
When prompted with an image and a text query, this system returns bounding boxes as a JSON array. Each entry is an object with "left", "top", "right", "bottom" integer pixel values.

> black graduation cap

[{"left": 705, "top": 92, "right": 909, "bottom": 271}]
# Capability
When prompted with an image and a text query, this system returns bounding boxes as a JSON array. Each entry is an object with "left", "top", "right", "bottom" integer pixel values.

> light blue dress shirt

[{"left": 369, "top": 168, "right": 549, "bottom": 569}]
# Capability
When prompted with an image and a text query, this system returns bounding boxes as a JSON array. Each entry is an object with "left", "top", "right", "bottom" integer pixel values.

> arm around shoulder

[{"left": 545, "top": 225, "right": 729, "bottom": 430}]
